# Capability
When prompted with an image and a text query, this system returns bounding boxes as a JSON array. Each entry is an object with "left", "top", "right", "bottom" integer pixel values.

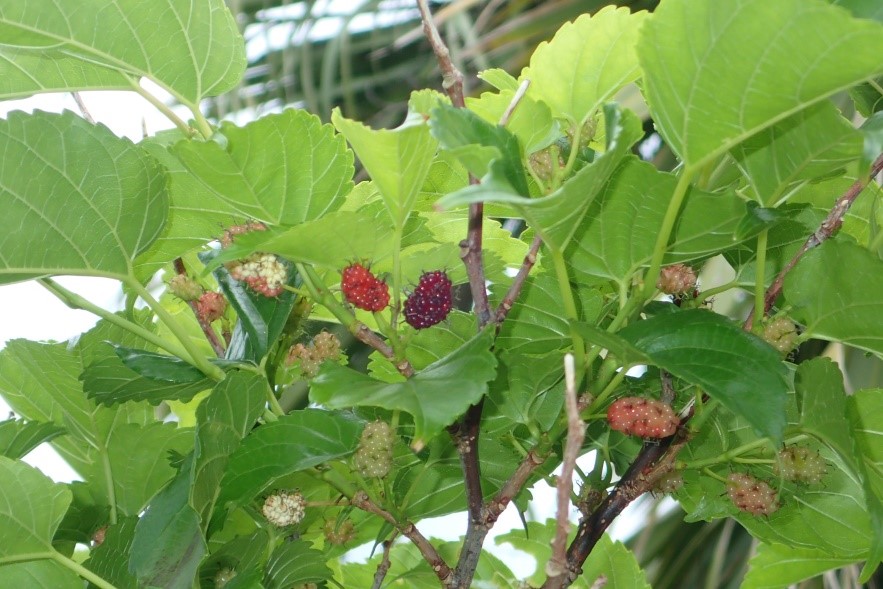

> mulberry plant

[{"left": 0, "top": 1, "right": 881, "bottom": 589}]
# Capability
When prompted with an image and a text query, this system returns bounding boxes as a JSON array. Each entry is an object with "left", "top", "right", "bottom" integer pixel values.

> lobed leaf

[
  {"left": 0, "top": 0, "right": 245, "bottom": 104},
  {"left": 311, "top": 329, "right": 497, "bottom": 448},
  {"left": 0, "top": 418, "right": 65, "bottom": 460},
  {"left": 0, "top": 456, "right": 71, "bottom": 557},
  {"left": 0, "top": 111, "right": 166, "bottom": 284},
  {"left": 639, "top": 0, "right": 883, "bottom": 167}
]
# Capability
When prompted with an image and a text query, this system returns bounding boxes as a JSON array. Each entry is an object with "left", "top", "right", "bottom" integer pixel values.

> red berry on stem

[
  {"left": 341, "top": 263, "right": 390, "bottom": 312},
  {"left": 404, "top": 270, "right": 453, "bottom": 329},
  {"left": 727, "top": 472, "right": 779, "bottom": 516},
  {"left": 606, "top": 396, "right": 679, "bottom": 438},
  {"left": 196, "top": 292, "right": 227, "bottom": 323}
]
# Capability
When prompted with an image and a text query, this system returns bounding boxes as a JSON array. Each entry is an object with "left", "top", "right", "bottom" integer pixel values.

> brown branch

[
  {"left": 174, "top": 258, "right": 226, "bottom": 357},
  {"left": 495, "top": 234, "right": 542, "bottom": 324},
  {"left": 547, "top": 354, "right": 585, "bottom": 579},
  {"left": 416, "top": 0, "right": 465, "bottom": 108},
  {"left": 371, "top": 532, "right": 399, "bottom": 589},
  {"left": 351, "top": 491, "right": 452, "bottom": 586},
  {"left": 353, "top": 324, "right": 415, "bottom": 378},
  {"left": 745, "top": 151, "right": 883, "bottom": 329}
]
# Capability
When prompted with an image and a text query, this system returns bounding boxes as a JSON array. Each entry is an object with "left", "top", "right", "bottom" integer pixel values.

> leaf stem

[
  {"left": 643, "top": 168, "right": 696, "bottom": 300},
  {"left": 52, "top": 551, "right": 120, "bottom": 589},
  {"left": 127, "top": 76, "right": 194, "bottom": 137},
  {"left": 38, "top": 278, "right": 189, "bottom": 360},
  {"left": 550, "top": 249, "right": 585, "bottom": 365},
  {"left": 125, "top": 280, "right": 225, "bottom": 381},
  {"left": 752, "top": 229, "right": 769, "bottom": 331},
  {"left": 100, "top": 443, "right": 118, "bottom": 525},
  {"left": 687, "top": 434, "right": 807, "bottom": 469}
]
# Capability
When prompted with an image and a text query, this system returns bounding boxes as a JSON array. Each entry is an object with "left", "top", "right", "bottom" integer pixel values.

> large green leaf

[
  {"left": 0, "top": 335, "right": 154, "bottom": 477},
  {"left": 130, "top": 454, "right": 205, "bottom": 589},
  {"left": 578, "top": 309, "right": 789, "bottom": 442},
  {"left": 565, "top": 157, "right": 746, "bottom": 285},
  {"left": 0, "top": 50, "right": 129, "bottom": 100},
  {"left": 493, "top": 275, "right": 603, "bottom": 355},
  {"left": 0, "top": 457, "right": 71, "bottom": 559},
  {"left": 331, "top": 108, "right": 438, "bottom": 227},
  {"left": 784, "top": 241, "right": 883, "bottom": 357},
  {"left": 0, "top": 111, "right": 166, "bottom": 284},
  {"left": 521, "top": 6, "right": 647, "bottom": 124},
  {"left": 0, "top": 418, "right": 65, "bottom": 460},
  {"left": 639, "top": 0, "right": 883, "bottom": 167},
  {"left": 0, "top": 0, "right": 245, "bottom": 104},
  {"left": 438, "top": 105, "right": 643, "bottom": 252},
  {"left": 743, "top": 543, "right": 858, "bottom": 589},
  {"left": 311, "top": 329, "right": 498, "bottom": 447},
  {"left": 191, "top": 372, "right": 267, "bottom": 529},
  {"left": 731, "top": 101, "right": 863, "bottom": 205},
  {"left": 849, "top": 388, "right": 883, "bottom": 579},
  {"left": 217, "top": 410, "right": 363, "bottom": 509},
  {"left": 466, "top": 90, "right": 558, "bottom": 154},
  {"left": 263, "top": 541, "right": 332, "bottom": 589},
  {"left": 173, "top": 110, "right": 353, "bottom": 226}
]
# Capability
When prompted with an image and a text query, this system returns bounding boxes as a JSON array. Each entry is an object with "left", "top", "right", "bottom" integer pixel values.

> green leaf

[
  {"left": 466, "top": 90, "right": 559, "bottom": 153},
  {"left": 861, "top": 112, "right": 883, "bottom": 171},
  {"left": 849, "top": 388, "right": 883, "bottom": 579},
  {"left": 0, "top": 561, "right": 81, "bottom": 589},
  {"left": 784, "top": 241, "right": 883, "bottom": 356},
  {"left": 491, "top": 352, "right": 565, "bottom": 430},
  {"left": 430, "top": 103, "right": 530, "bottom": 197},
  {"left": 731, "top": 101, "right": 863, "bottom": 205},
  {"left": 207, "top": 252, "right": 300, "bottom": 362},
  {"left": 0, "top": 50, "right": 129, "bottom": 100},
  {"left": 617, "top": 310, "right": 788, "bottom": 442},
  {"left": 831, "top": 0, "right": 883, "bottom": 22},
  {"left": 263, "top": 540, "right": 332, "bottom": 589},
  {"left": 173, "top": 110, "right": 354, "bottom": 226},
  {"left": 0, "top": 0, "right": 245, "bottom": 104},
  {"left": 191, "top": 372, "right": 267, "bottom": 528},
  {"left": 84, "top": 517, "right": 139, "bottom": 589},
  {"left": 210, "top": 209, "right": 395, "bottom": 271},
  {"left": 493, "top": 275, "right": 603, "bottom": 355},
  {"left": 743, "top": 543, "right": 858, "bottom": 589},
  {"left": 114, "top": 347, "right": 208, "bottom": 383},
  {"left": 850, "top": 76, "right": 883, "bottom": 116},
  {"left": 439, "top": 105, "right": 643, "bottom": 252},
  {"left": 570, "top": 323, "right": 653, "bottom": 367},
  {"left": 0, "top": 418, "right": 65, "bottom": 460},
  {"left": 521, "top": 6, "right": 647, "bottom": 124},
  {"left": 0, "top": 320, "right": 156, "bottom": 477},
  {"left": 582, "top": 533, "right": 652, "bottom": 589},
  {"left": 478, "top": 68, "right": 519, "bottom": 92},
  {"left": 0, "top": 111, "right": 167, "bottom": 284},
  {"left": 218, "top": 410, "right": 363, "bottom": 508},
  {"left": 96, "top": 422, "right": 193, "bottom": 517},
  {"left": 0, "top": 456, "right": 71, "bottom": 558},
  {"left": 639, "top": 0, "right": 883, "bottom": 168},
  {"left": 332, "top": 107, "right": 438, "bottom": 227},
  {"left": 82, "top": 351, "right": 213, "bottom": 407},
  {"left": 311, "top": 329, "right": 498, "bottom": 447},
  {"left": 130, "top": 454, "right": 205, "bottom": 589}
]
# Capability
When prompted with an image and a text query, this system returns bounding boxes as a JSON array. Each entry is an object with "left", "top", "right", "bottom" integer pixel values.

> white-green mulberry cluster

[
  {"left": 261, "top": 490, "right": 306, "bottom": 527},
  {"left": 352, "top": 421, "right": 395, "bottom": 478}
]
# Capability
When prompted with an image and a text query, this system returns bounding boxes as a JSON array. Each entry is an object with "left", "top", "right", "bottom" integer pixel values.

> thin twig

[
  {"left": 744, "top": 151, "right": 883, "bottom": 329},
  {"left": 495, "top": 234, "right": 542, "bottom": 324},
  {"left": 351, "top": 491, "right": 452, "bottom": 586},
  {"left": 547, "top": 354, "right": 586, "bottom": 579},
  {"left": 71, "top": 92, "right": 95, "bottom": 124},
  {"left": 371, "top": 531, "right": 399, "bottom": 589},
  {"left": 416, "top": 0, "right": 466, "bottom": 107},
  {"left": 174, "top": 258, "right": 226, "bottom": 358}
]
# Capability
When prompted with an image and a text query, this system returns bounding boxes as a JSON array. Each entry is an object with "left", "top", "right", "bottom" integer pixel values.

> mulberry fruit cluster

[
  {"left": 168, "top": 274, "right": 203, "bottom": 301},
  {"left": 762, "top": 317, "right": 799, "bottom": 356},
  {"left": 352, "top": 420, "right": 395, "bottom": 478},
  {"left": 323, "top": 519, "right": 356, "bottom": 545},
  {"left": 286, "top": 332, "right": 342, "bottom": 378},
  {"left": 341, "top": 263, "right": 390, "bottom": 312},
  {"left": 656, "top": 263, "right": 697, "bottom": 296},
  {"left": 404, "top": 270, "right": 453, "bottom": 329},
  {"left": 196, "top": 292, "right": 227, "bottom": 323},
  {"left": 775, "top": 445, "right": 826, "bottom": 485},
  {"left": 227, "top": 253, "right": 288, "bottom": 297},
  {"left": 261, "top": 490, "right": 306, "bottom": 527},
  {"left": 726, "top": 472, "right": 779, "bottom": 516},
  {"left": 606, "top": 396, "right": 679, "bottom": 438}
]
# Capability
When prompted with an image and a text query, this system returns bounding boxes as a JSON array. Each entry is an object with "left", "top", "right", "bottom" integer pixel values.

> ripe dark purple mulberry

[{"left": 404, "top": 270, "right": 453, "bottom": 329}]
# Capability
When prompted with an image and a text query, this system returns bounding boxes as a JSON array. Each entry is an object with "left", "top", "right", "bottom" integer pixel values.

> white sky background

[{"left": 0, "top": 3, "right": 657, "bottom": 573}]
